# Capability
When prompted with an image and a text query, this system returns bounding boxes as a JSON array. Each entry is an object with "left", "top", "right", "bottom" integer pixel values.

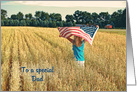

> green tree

[
  {"left": 28, "top": 13, "right": 32, "bottom": 20},
  {"left": 25, "top": 14, "right": 29, "bottom": 19},
  {"left": 44, "top": 20, "right": 49, "bottom": 27},
  {"left": 99, "top": 12, "right": 110, "bottom": 21},
  {"left": 110, "top": 9, "right": 126, "bottom": 28},
  {"left": 49, "top": 13, "right": 55, "bottom": 21},
  {"left": 49, "top": 20, "right": 53, "bottom": 27},
  {"left": 73, "top": 10, "right": 82, "bottom": 24},
  {"left": 73, "top": 22, "right": 76, "bottom": 26},
  {"left": 17, "top": 12, "right": 24, "bottom": 20},
  {"left": 25, "top": 19, "right": 31, "bottom": 26},
  {"left": 11, "top": 14, "right": 18, "bottom": 20},
  {"left": 40, "top": 11, "right": 49, "bottom": 21},
  {"left": 122, "top": 8, "right": 126, "bottom": 28},
  {"left": 118, "top": 9, "right": 123, "bottom": 15},
  {"left": 13, "top": 20, "right": 19, "bottom": 26},
  {"left": 67, "top": 22, "right": 73, "bottom": 27},
  {"left": 35, "top": 11, "right": 41, "bottom": 18},
  {"left": 1, "top": 20, "right": 4, "bottom": 26},
  {"left": 4, "top": 19, "right": 9, "bottom": 26},
  {"left": 54, "top": 13, "right": 62, "bottom": 21},
  {"left": 81, "top": 11, "right": 91, "bottom": 24},
  {"left": 9, "top": 20, "right": 14, "bottom": 26},
  {"left": 19, "top": 20, "right": 26, "bottom": 26},
  {"left": 52, "top": 21, "right": 56, "bottom": 27},
  {"left": 65, "top": 15, "right": 74, "bottom": 22},
  {"left": 91, "top": 12, "right": 98, "bottom": 22},
  {"left": 63, "top": 21, "right": 68, "bottom": 27},
  {"left": 1, "top": 9, "right": 7, "bottom": 20},
  {"left": 32, "top": 19, "right": 38, "bottom": 26},
  {"left": 60, "top": 21, "right": 63, "bottom": 27},
  {"left": 56, "top": 21, "right": 60, "bottom": 27},
  {"left": 73, "top": 10, "right": 92, "bottom": 24}
]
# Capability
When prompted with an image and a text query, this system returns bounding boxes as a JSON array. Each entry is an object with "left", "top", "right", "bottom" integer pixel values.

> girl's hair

[{"left": 74, "top": 36, "right": 83, "bottom": 47}]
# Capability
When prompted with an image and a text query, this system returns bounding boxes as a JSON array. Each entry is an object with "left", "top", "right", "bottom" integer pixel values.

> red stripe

[
  {"left": 60, "top": 28, "right": 91, "bottom": 39},
  {"left": 60, "top": 27, "right": 69, "bottom": 34},
  {"left": 59, "top": 27, "right": 80, "bottom": 32},
  {"left": 59, "top": 27, "right": 80, "bottom": 34},
  {"left": 60, "top": 28, "right": 81, "bottom": 35},
  {"left": 64, "top": 31, "right": 92, "bottom": 41},
  {"left": 59, "top": 27, "right": 67, "bottom": 32},
  {"left": 58, "top": 27, "right": 64, "bottom": 32},
  {"left": 65, "top": 33, "right": 93, "bottom": 45},
  {"left": 63, "top": 30, "right": 92, "bottom": 40},
  {"left": 67, "top": 34, "right": 73, "bottom": 38},
  {"left": 58, "top": 27, "right": 93, "bottom": 46}
]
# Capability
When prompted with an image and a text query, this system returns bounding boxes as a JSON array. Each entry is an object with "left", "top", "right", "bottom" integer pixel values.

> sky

[{"left": 1, "top": 1, "right": 126, "bottom": 20}]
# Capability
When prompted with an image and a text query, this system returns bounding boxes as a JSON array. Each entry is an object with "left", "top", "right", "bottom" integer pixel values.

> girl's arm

[
  {"left": 96, "top": 25, "right": 99, "bottom": 28},
  {"left": 59, "top": 35, "right": 73, "bottom": 44},
  {"left": 66, "top": 37, "right": 73, "bottom": 44},
  {"left": 85, "top": 39, "right": 87, "bottom": 43}
]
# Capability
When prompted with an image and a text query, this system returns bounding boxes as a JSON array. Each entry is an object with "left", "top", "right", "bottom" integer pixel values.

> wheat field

[{"left": 1, "top": 27, "right": 126, "bottom": 91}]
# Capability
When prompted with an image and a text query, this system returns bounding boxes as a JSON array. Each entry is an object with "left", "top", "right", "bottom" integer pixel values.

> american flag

[{"left": 58, "top": 26, "right": 99, "bottom": 46}]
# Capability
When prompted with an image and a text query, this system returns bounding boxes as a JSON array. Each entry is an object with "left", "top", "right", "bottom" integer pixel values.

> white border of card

[
  {"left": 126, "top": 0, "right": 136, "bottom": 86},
  {"left": 0, "top": 0, "right": 136, "bottom": 91}
]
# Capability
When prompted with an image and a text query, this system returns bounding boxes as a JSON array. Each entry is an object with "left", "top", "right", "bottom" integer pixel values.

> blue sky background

[{"left": 1, "top": 1, "right": 126, "bottom": 20}]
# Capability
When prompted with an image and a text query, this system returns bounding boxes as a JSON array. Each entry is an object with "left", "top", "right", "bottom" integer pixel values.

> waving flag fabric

[{"left": 58, "top": 26, "right": 99, "bottom": 46}]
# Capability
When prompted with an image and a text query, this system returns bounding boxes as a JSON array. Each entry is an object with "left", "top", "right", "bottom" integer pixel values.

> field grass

[
  {"left": 99, "top": 29, "right": 126, "bottom": 36},
  {"left": 1, "top": 27, "right": 126, "bottom": 91}
]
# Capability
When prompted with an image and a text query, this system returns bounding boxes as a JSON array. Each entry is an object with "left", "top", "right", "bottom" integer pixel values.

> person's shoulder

[
  {"left": 83, "top": 39, "right": 85, "bottom": 43},
  {"left": 83, "top": 39, "right": 87, "bottom": 43},
  {"left": 73, "top": 40, "right": 75, "bottom": 44}
]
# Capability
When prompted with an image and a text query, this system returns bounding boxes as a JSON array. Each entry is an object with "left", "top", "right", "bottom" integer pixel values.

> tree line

[{"left": 1, "top": 8, "right": 126, "bottom": 28}]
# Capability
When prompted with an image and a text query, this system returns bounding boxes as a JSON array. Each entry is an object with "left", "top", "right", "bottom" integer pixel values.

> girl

[{"left": 59, "top": 35, "right": 86, "bottom": 67}]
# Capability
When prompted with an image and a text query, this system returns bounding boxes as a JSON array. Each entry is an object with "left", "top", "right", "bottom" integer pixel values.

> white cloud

[{"left": 2, "top": 1, "right": 126, "bottom": 8}]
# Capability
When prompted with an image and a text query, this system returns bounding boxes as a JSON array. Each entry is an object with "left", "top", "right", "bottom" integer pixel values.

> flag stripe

[
  {"left": 58, "top": 26, "right": 98, "bottom": 46},
  {"left": 63, "top": 30, "right": 92, "bottom": 41},
  {"left": 60, "top": 27, "right": 92, "bottom": 39},
  {"left": 64, "top": 32, "right": 93, "bottom": 45},
  {"left": 60, "top": 27, "right": 82, "bottom": 35}
]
